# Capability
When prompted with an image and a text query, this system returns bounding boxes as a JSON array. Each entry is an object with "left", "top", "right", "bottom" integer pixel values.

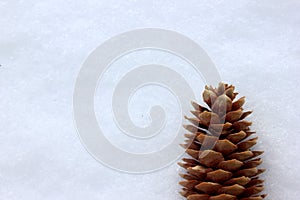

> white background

[{"left": 1, "top": 0, "right": 300, "bottom": 199}]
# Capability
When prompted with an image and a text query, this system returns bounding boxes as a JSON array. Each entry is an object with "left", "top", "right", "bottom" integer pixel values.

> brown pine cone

[{"left": 178, "top": 83, "right": 266, "bottom": 200}]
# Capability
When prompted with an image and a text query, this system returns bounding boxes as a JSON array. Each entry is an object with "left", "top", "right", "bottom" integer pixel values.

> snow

[{"left": 1, "top": 0, "right": 300, "bottom": 199}]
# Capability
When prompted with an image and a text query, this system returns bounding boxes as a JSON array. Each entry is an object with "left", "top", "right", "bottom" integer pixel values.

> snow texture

[{"left": 1, "top": 0, "right": 300, "bottom": 199}]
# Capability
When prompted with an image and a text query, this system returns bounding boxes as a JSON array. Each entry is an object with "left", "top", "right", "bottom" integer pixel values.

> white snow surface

[{"left": 1, "top": 0, "right": 300, "bottom": 199}]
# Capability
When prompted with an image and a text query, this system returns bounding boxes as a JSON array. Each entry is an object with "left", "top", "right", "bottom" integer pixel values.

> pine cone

[{"left": 179, "top": 83, "right": 266, "bottom": 200}]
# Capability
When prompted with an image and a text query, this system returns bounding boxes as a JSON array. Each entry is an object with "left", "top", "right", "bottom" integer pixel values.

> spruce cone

[{"left": 179, "top": 83, "right": 266, "bottom": 200}]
